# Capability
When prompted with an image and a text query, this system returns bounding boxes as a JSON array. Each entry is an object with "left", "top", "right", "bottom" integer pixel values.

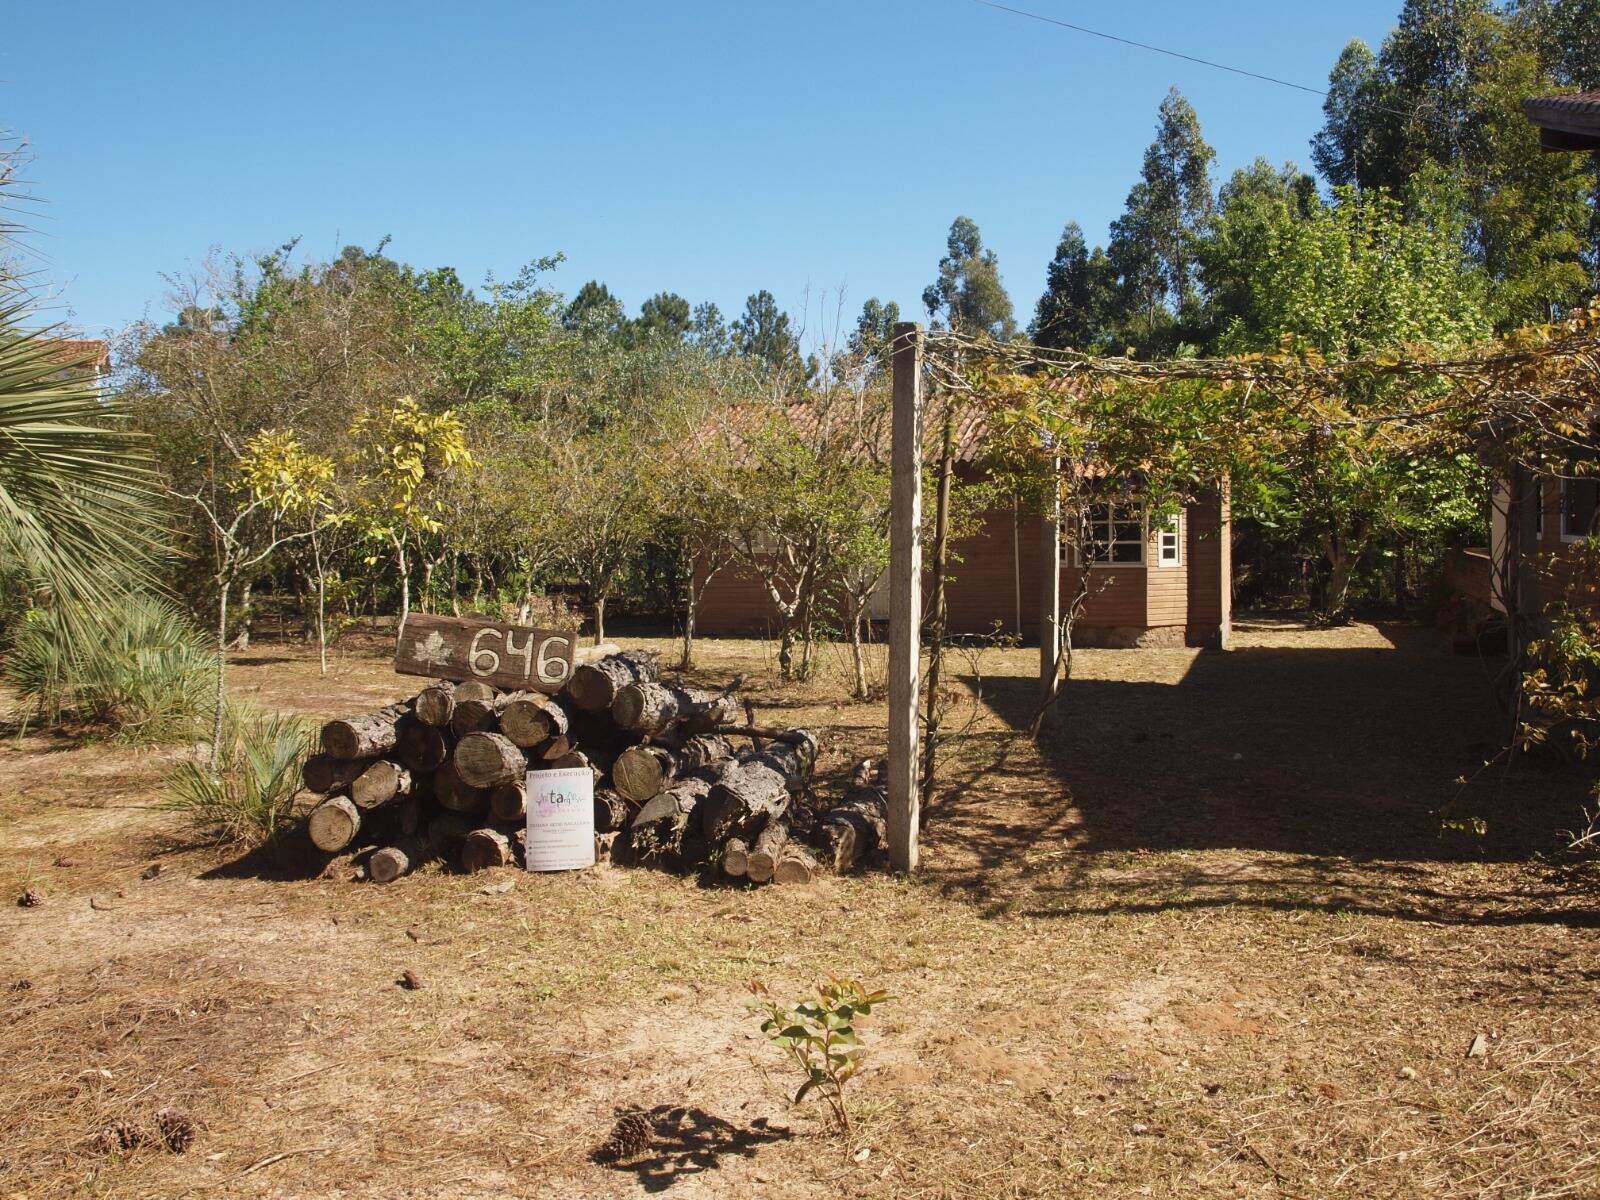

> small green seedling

[{"left": 749, "top": 975, "right": 890, "bottom": 1134}]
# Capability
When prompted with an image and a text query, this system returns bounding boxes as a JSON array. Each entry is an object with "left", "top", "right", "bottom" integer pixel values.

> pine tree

[
  {"left": 731, "top": 290, "right": 804, "bottom": 376},
  {"left": 1031, "top": 221, "right": 1118, "bottom": 351}
]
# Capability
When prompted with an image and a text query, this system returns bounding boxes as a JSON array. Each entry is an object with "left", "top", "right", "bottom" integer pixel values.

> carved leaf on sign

[{"left": 413, "top": 630, "right": 453, "bottom": 670}]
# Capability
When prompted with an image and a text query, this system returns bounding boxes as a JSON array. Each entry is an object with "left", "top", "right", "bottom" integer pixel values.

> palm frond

[{"left": 0, "top": 297, "right": 165, "bottom": 601}]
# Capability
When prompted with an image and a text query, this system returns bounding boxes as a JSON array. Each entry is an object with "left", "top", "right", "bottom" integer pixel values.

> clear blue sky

[{"left": 8, "top": 1, "right": 1402, "bottom": 344}]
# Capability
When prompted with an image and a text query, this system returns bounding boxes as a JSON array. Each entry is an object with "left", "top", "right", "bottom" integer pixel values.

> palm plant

[{"left": 0, "top": 146, "right": 160, "bottom": 603}]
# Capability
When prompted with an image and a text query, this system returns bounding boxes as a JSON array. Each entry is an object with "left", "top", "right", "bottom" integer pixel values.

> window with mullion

[{"left": 1077, "top": 503, "right": 1145, "bottom": 565}]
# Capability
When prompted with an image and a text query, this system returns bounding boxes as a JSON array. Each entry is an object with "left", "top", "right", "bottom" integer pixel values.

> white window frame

[
  {"left": 1155, "top": 511, "right": 1182, "bottom": 567},
  {"left": 1560, "top": 478, "right": 1598, "bottom": 543},
  {"left": 1073, "top": 502, "right": 1146, "bottom": 568}
]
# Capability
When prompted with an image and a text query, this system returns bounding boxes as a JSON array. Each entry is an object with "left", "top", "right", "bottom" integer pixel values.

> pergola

[
  {"left": 881, "top": 314, "right": 1600, "bottom": 873},
  {"left": 1523, "top": 90, "right": 1600, "bottom": 153}
]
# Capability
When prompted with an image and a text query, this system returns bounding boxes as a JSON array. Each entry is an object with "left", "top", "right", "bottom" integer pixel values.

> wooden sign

[{"left": 395, "top": 615, "right": 578, "bottom": 693}]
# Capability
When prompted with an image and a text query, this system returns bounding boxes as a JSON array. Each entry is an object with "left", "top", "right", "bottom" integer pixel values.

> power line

[{"left": 971, "top": 0, "right": 1331, "bottom": 100}]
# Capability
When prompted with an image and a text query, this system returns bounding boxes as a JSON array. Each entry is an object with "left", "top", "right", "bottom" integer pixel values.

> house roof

[
  {"left": 43, "top": 338, "right": 111, "bottom": 371},
  {"left": 1522, "top": 90, "right": 1600, "bottom": 150}
]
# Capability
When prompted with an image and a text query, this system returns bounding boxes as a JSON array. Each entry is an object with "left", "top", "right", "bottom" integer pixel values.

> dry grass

[{"left": 1, "top": 617, "right": 1596, "bottom": 1198}]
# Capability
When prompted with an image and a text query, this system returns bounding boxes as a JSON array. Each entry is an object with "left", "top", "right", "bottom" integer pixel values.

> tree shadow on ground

[
  {"left": 924, "top": 618, "right": 1597, "bottom": 928},
  {"left": 596, "top": 1105, "right": 791, "bottom": 1193}
]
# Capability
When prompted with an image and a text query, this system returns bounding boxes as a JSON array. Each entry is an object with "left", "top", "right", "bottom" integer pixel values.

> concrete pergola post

[{"left": 887, "top": 322, "right": 924, "bottom": 872}]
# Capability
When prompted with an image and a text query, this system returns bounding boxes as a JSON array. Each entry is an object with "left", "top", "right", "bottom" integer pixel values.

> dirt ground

[{"left": 1, "top": 617, "right": 1596, "bottom": 1199}]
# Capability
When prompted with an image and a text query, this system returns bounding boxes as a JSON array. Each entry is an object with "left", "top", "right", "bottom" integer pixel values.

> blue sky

[{"left": 8, "top": 1, "right": 1402, "bottom": 344}]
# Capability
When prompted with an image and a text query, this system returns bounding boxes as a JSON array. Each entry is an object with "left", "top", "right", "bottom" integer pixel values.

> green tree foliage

[
  {"left": 633, "top": 291, "right": 692, "bottom": 343},
  {"left": 922, "top": 215, "right": 1017, "bottom": 339},
  {"left": 1106, "top": 88, "right": 1217, "bottom": 350},
  {"left": 1311, "top": 41, "right": 1387, "bottom": 189},
  {"left": 1031, "top": 221, "right": 1120, "bottom": 351},
  {"left": 732, "top": 289, "right": 805, "bottom": 377},
  {"left": 563, "top": 279, "right": 626, "bottom": 338},
  {"left": 1215, "top": 182, "right": 1492, "bottom": 620}
]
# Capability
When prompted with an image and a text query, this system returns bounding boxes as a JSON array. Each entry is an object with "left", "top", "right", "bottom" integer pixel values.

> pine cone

[
  {"left": 155, "top": 1108, "right": 195, "bottom": 1153},
  {"left": 93, "top": 1119, "right": 143, "bottom": 1154},
  {"left": 597, "top": 1109, "right": 652, "bottom": 1162},
  {"left": 16, "top": 888, "right": 44, "bottom": 908}
]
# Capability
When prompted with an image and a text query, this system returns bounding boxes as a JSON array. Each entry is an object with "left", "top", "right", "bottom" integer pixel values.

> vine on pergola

[{"left": 915, "top": 308, "right": 1600, "bottom": 731}]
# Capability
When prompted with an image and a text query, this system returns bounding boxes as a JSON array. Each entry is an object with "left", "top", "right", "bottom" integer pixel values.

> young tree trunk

[
  {"left": 210, "top": 577, "right": 230, "bottom": 771},
  {"left": 312, "top": 532, "right": 329, "bottom": 676},
  {"left": 849, "top": 596, "right": 870, "bottom": 701},
  {"left": 395, "top": 538, "right": 412, "bottom": 642},
  {"left": 592, "top": 593, "right": 607, "bottom": 645}
]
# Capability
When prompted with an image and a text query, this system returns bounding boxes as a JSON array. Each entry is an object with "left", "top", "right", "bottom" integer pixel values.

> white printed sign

[{"left": 524, "top": 766, "right": 596, "bottom": 872}]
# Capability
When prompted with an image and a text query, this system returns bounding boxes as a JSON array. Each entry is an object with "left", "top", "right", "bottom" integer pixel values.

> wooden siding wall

[{"left": 695, "top": 481, "right": 1232, "bottom": 643}]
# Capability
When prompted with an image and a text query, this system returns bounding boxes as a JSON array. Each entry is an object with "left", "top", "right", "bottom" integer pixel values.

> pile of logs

[{"left": 302, "top": 647, "right": 888, "bottom": 886}]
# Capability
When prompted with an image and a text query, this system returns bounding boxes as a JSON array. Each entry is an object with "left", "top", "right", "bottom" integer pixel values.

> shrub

[
  {"left": 164, "top": 702, "right": 312, "bottom": 847},
  {"left": 749, "top": 976, "right": 890, "bottom": 1134},
  {"left": 6, "top": 594, "right": 214, "bottom": 741}
]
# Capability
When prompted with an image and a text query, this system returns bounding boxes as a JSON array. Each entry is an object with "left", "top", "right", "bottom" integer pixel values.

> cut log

[
  {"left": 489, "top": 780, "right": 527, "bottom": 823},
  {"left": 302, "top": 753, "right": 370, "bottom": 795},
  {"left": 369, "top": 838, "right": 424, "bottom": 884},
  {"left": 321, "top": 704, "right": 408, "bottom": 760},
  {"left": 772, "top": 843, "right": 818, "bottom": 885},
  {"left": 395, "top": 717, "right": 449, "bottom": 772},
  {"left": 433, "top": 760, "right": 487, "bottom": 814},
  {"left": 500, "top": 692, "right": 572, "bottom": 748},
  {"left": 722, "top": 837, "right": 750, "bottom": 878},
  {"left": 816, "top": 756, "right": 888, "bottom": 873},
  {"left": 744, "top": 823, "right": 791, "bottom": 883},
  {"left": 450, "top": 695, "right": 504, "bottom": 738},
  {"left": 568, "top": 649, "right": 659, "bottom": 712},
  {"left": 629, "top": 774, "right": 715, "bottom": 865},
  {"left": 414, "top": 680, "right": 457, "bottom": 727},
  {"left": 455, "top": 680, "right": 498, "bottom": 704},
  {"left": 611, "top": 683, "right": 742, "bottom": 737},
  {"left": 308, "top": 796, "right": 361, "bottom": 852},
  {"left": 350, "top": 760, "right": 413, "bottom": 810},
  {"left": 612, "top": 744, "right": 678, "bottom": 805},
  {"left": 453, "top": 732, "right": 527, "bottom": 789},
  {"left": 460, "top": 828, "right": 513, "bottom": 873},
  {"left": 675, "top": 733, "right": 737, "bottom": 772},
  {"left": 426, "top": 812, "right": 476, "bottom": 855},
  {"left": 535, "top": 733, "right": 574, "bottom": 761},
  {"left": 700, "top": 730, "right": 818, "bottom": 845},
  {"left": 592, "top": 787, "right": 632, "bottom": 833}
]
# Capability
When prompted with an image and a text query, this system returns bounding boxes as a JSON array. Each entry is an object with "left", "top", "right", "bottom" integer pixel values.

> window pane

[
  {"left": 1111, "top": 541, "right": 1142, "bottom": 563},
  {"left": 1569, "top": 480, "right": 1598, "bottom": 537}
]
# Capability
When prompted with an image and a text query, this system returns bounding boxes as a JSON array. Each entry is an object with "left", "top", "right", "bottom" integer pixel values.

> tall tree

[
  {"left": 922, "top": 216, "right": 1016, "bottom": 339},
  {"left": 689, "top": 301, "right": 730, "bottom": 356},
  {"left": 1106, "top": 89, "right": 1217, "bottom": 347},
  {"left": 563, "top": 280, "right": 626, "bottom": 338},
  {"left": 1031, "top": 221, "right": 1119, "bottom": 351},
  {"left": 634, "top": 292, "right": 692, "bottom": 343},
  {"left": 732, "top": 290, "right": 804, "bottom": 377},
  {"left": 1311, "top": 41, "right": 1386, "bottom": 189}
]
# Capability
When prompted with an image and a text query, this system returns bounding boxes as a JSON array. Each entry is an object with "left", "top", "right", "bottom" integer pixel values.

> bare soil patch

[{"left": 1, "top": 618, "right": 1595, "bottom": 1198}]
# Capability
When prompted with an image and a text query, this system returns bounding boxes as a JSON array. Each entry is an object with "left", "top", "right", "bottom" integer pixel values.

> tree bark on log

[
  {"left": 593, "top": 787, "right": 632, "bottom": 833},
  {"left": 414, "top": 681, "right": 457, "bottom": 727},
  {"left": 700, "top": 731, "right": 818, "bottom": 845},
  {"left": 426, "top": 811, "right": 476, "bottom": 855},
  {"left": 772, "top": 843, "right": 818, "bottom": 885},
  {"left": 455, "top": 680, "right": 498, "bottom": 704},
  {"left": 350, "top": 760, "right": 413, "bottom": 810},
  {"left": 453, "top": 731, "right": 527, "bottom": 788},
  {"left": 395, "top": 717, "right": 449, "bottom": 772},
  {"left": 745, "top": 822, "right": 790, "bottom": 883},
  {"left": 308, "top": 795, "right": 361, "bottom": 851},
  {"left": 322, "top": 704, "right": 408, "bottom": 759},
  {"left": 500, "top": 692, "right": 572, "bottom": 748},
  {"left": 489, "top": 781, "right": 526, "bottom": 823},
  {"left": 568, "top": 649, "right": 659, "bottom": 712},
  {"left": 816, "top": 757, "right": 887, "bottom": 873},
  {"left": 612, "top": 683, "right": 743, "bottom": 737},
  {"left": 302, "top": 753, "right": 371, "bottom": 795},
  {"left": 630, "top": 774, "right": 715, "bottom": 865},
  {"left": 450, "top": 695, "right": 505, "bottom": 738},
  {"left": 722, "top": 837, "right": 750, "bottom": 878},
  {"left": 369, "top": 838, "right": 424, "bottom": 884},
  {"left": 612, "top": 744, "right": 678, "bottom": 804},
  {"left": 433, "top": 760, "right": 487, "bottom": 814},
  {"left": 460, "top": 827, "right": 513, "bottom": 873}
]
